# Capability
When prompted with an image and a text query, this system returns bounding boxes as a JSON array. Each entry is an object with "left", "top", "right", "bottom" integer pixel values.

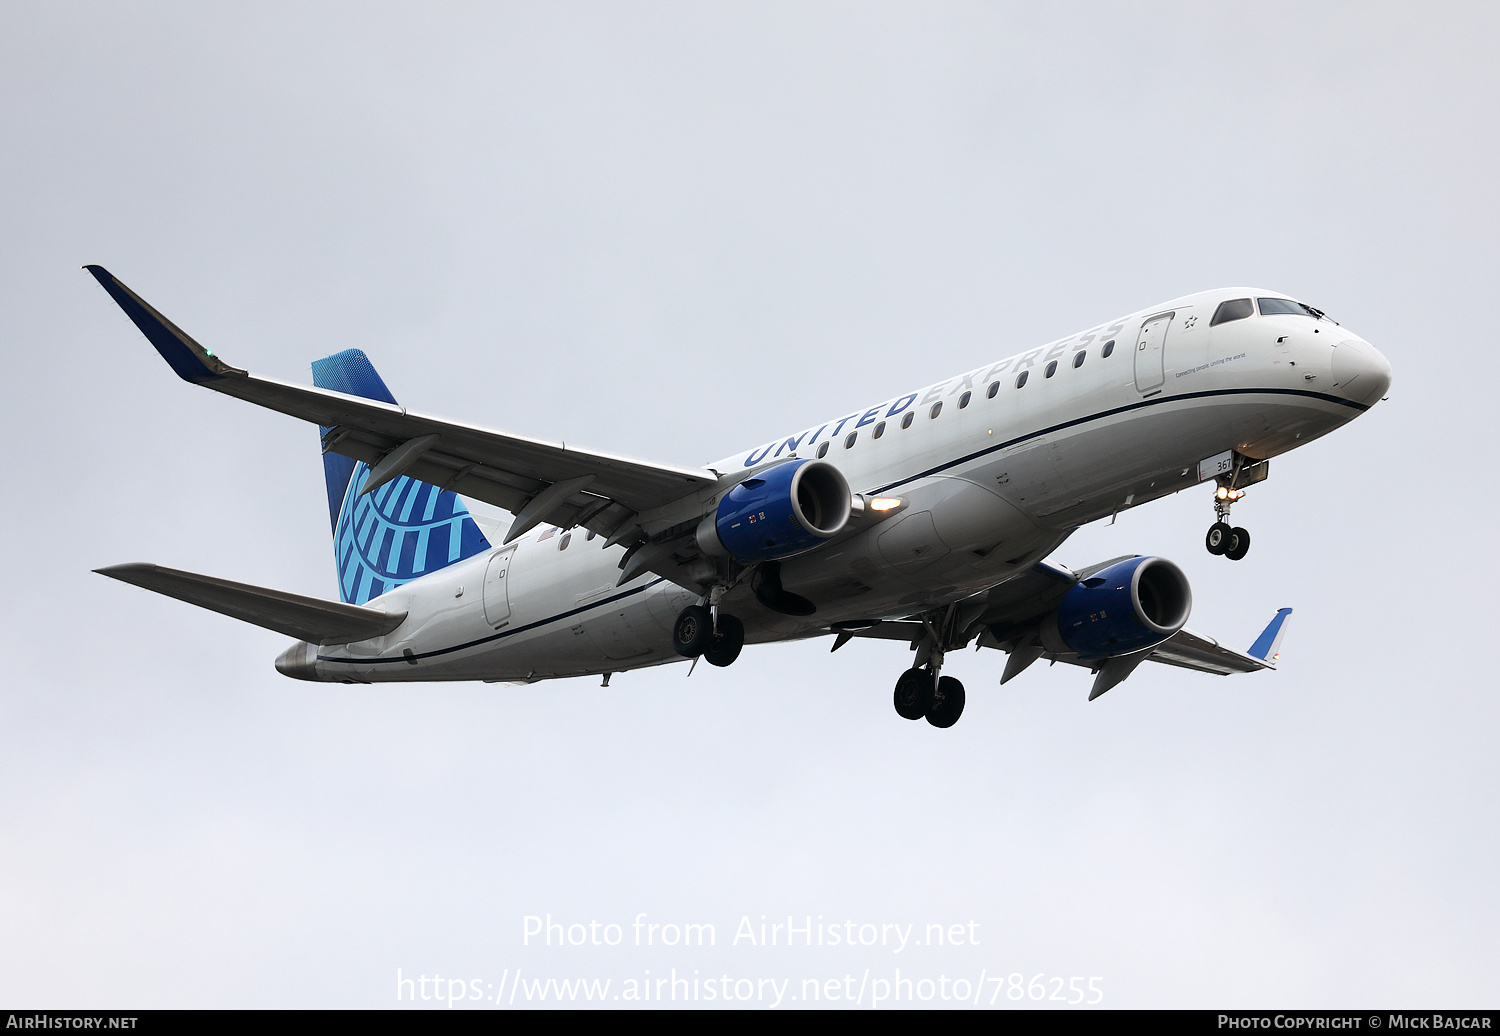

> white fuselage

[{"left": 292, "top": 288, "right": 1389, "bottom": 684}]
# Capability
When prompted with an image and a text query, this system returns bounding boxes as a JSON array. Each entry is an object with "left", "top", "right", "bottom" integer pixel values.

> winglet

[
  {"left": 1247, "top": 607, "right": 1293, "bottom": 666},
  {"left": 84, "top": 265, "right": 244, "bottom": 383}
]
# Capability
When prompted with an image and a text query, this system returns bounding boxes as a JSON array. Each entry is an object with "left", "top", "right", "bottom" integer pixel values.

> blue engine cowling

[
  {"left": 697, "top": 459, "right": 852, "bottom": 563},
  {"left": 1047, "top": 556, "right": 1192, "bottom": 659}
]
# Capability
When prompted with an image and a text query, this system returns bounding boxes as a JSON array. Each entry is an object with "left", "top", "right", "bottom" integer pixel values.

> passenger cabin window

[
  {"left": 1211, "top": 298, "right": 1254, "bottom": 325},
  {"left": 1073, "top": 351, "right": 1086, "bottom": 368},
  {"left": 1015, "top": 371, "right": 1028, "bottom": 389},
  {"left": 1258, "top": 298, "right": 1319, "bottom": 318},
  {"left": 958, "top": 390, "right": 971, "bottom": 409},
  {"left": 987, "top": 381, "right": 1000, "bottom": 398},
  {"left": 817, "top": 441, "right": 829, "bottom": 458},
  {"left": 844, "top": 431, "right": 857, "bottom": 449},
  {"left": 873, "top": 420, "right": 886, "bottom": 439},
  {"left": 1101, "top": 340, "right": 1115, "bottom": 358},
  {"left": 558, "top": 532, "right": 571, "bottom": 550},
  {"left": 901, "top": 412, "right": 915, "bottom": 430},
  {"left": 929, "top": 402, "right": 942, "bottom": 419},
  {"left": 1044, "top": 360, "right": 1058, "bottom": 378}
]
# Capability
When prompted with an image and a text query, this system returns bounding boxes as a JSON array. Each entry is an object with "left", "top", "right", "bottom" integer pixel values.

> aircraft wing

[
  {"left": 831, "top": 558, "right": 1291, "bottom": 684},
  {"left": 1144, "top": 617, "right": 1288, "bottom": 675},
  {"left": 86, "top": 266, "right": 718, "bottom": 545},
  {"left": 96, "top": 563, "right": 405, "bottom": 645}
]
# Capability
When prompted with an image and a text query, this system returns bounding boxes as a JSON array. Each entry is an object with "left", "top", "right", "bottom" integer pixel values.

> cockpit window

[
  {"left": 1258, "top": 298, "right": 1320, "bottom": 318},
  {"left": 1211, "top": 298, "right": 1254, "bottom": 326}
]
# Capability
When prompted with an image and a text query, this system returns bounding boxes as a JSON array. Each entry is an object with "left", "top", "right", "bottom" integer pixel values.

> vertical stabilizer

[{"left": 311, "top": 350, "right": 491, "bottom": 605}]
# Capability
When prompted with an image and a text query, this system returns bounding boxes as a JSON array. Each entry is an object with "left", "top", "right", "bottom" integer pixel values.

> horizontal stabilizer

[{"left": 95, "top": 563, "right": 406, "bottom": 645}]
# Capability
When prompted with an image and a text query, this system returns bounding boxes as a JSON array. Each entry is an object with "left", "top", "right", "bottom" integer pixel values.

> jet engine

[
  {"left": 697, "top": 459, "right": 852, "bottom": 563},
  {"left": 1042, "top": 556, "right": 1192, "bottom": 658}
]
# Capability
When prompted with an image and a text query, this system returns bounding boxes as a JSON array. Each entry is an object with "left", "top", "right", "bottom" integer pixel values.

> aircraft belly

[
  {"left": 583, "top": 603, "right": 661, "bottom": 661},
  {"left": 768, "top": 474, "right": 1056, "bottom": 626},
  {"left": 973, "top": 391, "right": 1348, "bottom": 527},
  {"left": 876, "top": 509, "right": 950, "bottom": 575}
]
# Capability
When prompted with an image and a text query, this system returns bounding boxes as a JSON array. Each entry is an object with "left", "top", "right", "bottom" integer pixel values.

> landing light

[{"left": 870, "top": 498, "right": 902, "bottom": 511}]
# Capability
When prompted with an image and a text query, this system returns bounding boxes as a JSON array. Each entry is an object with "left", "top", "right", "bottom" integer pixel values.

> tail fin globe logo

[{"left": 312, "top": 349, "right": 490, "bottom": 606}]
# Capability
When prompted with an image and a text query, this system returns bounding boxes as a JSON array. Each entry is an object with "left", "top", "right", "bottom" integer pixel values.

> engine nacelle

[
  {"left": 1044, "top": 556, "right": 1192, "bottom": 659},
  {"left": 697, "top": 459, "right": 852, "bottom": 563}
]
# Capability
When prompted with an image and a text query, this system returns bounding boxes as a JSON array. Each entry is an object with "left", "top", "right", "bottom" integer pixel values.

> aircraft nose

[{"left": 1331, "top": 338, "right": 1392, "bottom": 406}]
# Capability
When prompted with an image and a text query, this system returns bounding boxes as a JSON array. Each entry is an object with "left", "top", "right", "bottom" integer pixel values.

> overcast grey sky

[{"left": 2, "top": 1, "right": 1496, "bottom": 1008}]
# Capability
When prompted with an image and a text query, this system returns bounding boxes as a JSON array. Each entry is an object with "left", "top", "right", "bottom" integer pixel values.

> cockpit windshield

[
  {"left": 1211, "top": 298, "right": 1254, "bottom": 326},
  {"left": 1258, "top": 298, "right": 1327, "bottom": 320}
]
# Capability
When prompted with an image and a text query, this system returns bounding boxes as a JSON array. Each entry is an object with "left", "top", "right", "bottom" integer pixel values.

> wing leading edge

[{"left": 85, "top": 266, "right": 718, "bottom": 547}]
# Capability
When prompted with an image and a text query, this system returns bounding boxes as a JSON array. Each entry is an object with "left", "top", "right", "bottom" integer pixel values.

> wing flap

[
  {"left": 96, "top": 563, "right": 406, "bottom": 645},
  {"left": 1145, "top": 626, "right": 1275, "bottom": 676}
]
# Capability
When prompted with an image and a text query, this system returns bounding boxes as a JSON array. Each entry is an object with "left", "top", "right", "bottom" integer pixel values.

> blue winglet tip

[
  {"left": 85, "top": 264, "right": 225, "bottom": 384},
  {"left": 1248, "top": 607, "right": 1293, "bottom": 660}
]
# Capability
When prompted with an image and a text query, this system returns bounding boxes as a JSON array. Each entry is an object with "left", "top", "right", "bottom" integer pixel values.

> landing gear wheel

[
  {"left": 893, "top": 667, "right": 934, "bottom": 721},
  {"left": 672, "top": 605, "right": 714, "bottom": 658},
  {"left": 1225, "top": 527, "right": 1251, "bottom": 561},
  {"left": 927, "top": 676, "right": 966, "bottom": 729},
  {"left": 1205, "top": 521, "right": 1232, "bottom": 555},
  {"left": 703, "top": 614, "right": 745, "bottom": 667}
]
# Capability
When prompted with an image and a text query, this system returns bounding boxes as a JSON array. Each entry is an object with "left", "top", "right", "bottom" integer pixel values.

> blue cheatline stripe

[
  {"left": 317, "top": 577, "right": 668, "bottom": 666},
  {"left": 867, "top": 387, "right": 1368, "bottom": 496}
]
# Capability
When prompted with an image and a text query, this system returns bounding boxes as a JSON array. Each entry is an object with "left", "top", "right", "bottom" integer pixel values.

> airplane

[{"left": 86, "top": 266, "right": 1391, "bottom": 728}]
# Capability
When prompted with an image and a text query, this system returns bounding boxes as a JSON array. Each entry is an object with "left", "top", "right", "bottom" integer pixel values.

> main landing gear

[
  {"left": 890, "top": 602, "right": 977, "bottom": 728},
  {"left": 893, "top": 667, "right": 966, "bottom": 728},
  {"left": 672, "top": 604, "right": 745, "bottom": 667}
]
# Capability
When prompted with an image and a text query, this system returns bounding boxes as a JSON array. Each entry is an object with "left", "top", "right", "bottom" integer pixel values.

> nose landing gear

[
  {"left": 1205, "top": 520, "right": 1250, "bottom": 561},
  {"left": 1203, "top": 456, "right": 1267, "bottom": 562}
]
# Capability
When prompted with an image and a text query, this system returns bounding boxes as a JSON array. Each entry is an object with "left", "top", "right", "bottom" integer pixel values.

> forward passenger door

[{"left": 1134, "top": 313, "right": 1173, "bottom": 393}]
